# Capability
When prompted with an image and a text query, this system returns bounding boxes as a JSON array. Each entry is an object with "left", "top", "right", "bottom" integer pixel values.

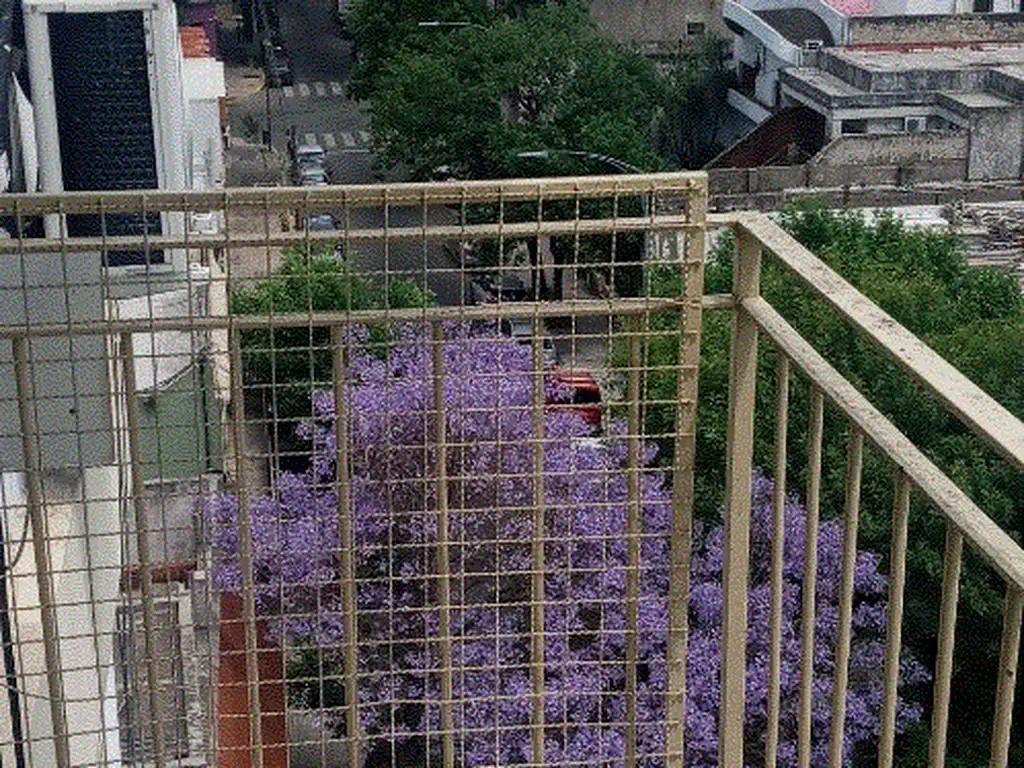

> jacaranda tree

[{"left": 208, "top": 325, "right": 926, "bottom": 767}]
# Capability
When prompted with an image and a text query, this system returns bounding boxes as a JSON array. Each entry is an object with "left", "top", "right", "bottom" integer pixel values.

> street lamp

[
  {"left": 417, "top": 21, "right": 490, "bottom": 31},
  {"left": 515, "top": 149, "right": 644, "bottom": 175}
]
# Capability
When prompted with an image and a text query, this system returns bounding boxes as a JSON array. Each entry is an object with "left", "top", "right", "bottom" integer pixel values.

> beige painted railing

[{"left": 0, "top": 178, "right": 1019, "bottom": 768}]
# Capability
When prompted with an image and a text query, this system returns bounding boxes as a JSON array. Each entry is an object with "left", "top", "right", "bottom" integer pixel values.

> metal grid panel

[
  {"left": 0, "top": 175, "right": 707, "bottom": 768},
  {"left": 0, "top": 178, "right": 1022, "bottom": 768}
]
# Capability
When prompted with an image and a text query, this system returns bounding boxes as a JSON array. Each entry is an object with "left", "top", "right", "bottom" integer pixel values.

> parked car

[
  {"left": 298, "top": 165, "right": 329, "bottom": 187},
  {"left": 499, "top": 317, "right": 558, "bottom": 368},
  {"left": 306, "top": 213, "right": 336, "bottom": 231},
  {"left": 469, "top": 273, "right": 530, "bottom": 305},
  {"left": 294, "top": 141, "right": 326, "bottom": 169},
  {"left": 548, "top": 369, "right": 602, "bottom": 427}
]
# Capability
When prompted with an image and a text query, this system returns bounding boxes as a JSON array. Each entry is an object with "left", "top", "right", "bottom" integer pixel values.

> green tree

[
  {"left": 626, "top": 203, "right": 1024, "bottom": 765},
  {"left": 229, "top": 245, "right": 433, "bottom": 460},
  {"left": 656, "top": 35, "right": 735, "bottom": 168},
  {"left": 366, "top": 5, "right": 664, "bottom": 180},
  {"left": 345, "top": 0, "right": 494, "bottom": 99}
]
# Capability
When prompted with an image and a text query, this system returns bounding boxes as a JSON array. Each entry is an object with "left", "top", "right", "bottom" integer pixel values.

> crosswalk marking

[
  {"left": 303, "top": 132, "right": 317, "bottom": 145},
  {"left": 281, "top": 81, "right": 346, "bottom": 99},
  {"left": 358, "top": 131, "right": 370, "bottom": 143},
  {"left": 322, "top": 133, "right": 337, "bottom": 148}
]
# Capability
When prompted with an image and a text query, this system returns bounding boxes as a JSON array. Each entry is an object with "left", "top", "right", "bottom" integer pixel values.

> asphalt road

[
  {"left": 224, "top": 0, "right": 609, "bottom": 360},
  {"left": 227, "top": 0, "right": 467, "bottom": 304}
]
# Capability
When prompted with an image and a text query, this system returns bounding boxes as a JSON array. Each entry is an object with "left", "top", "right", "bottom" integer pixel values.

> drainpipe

[{"left": 23, "top": 6, "right": 62, "bottom": 237}]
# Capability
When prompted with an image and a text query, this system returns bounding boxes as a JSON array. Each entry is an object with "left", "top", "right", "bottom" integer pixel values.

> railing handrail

[
  {"left": 745, "top": 295, "right": 1024, "bottom": 591},
  {"left": 712, "top": 210, "right": 1024, "bottom": 474},
  {"left": 0, "top": 172, "right": 705, "bottom": 215}
]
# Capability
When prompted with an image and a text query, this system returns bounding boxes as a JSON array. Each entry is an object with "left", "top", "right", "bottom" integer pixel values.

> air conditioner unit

[{"left": 905, "top": 116, "right": 927, "bottom": 133}]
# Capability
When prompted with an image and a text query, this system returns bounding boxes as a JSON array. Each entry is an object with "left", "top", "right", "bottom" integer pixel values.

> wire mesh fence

[
  {"left": 0, "top": 175, "right": 709, "bottom": 768},
  {"left": 0, "top": 179, "right": 1022, "bottom": 768}
]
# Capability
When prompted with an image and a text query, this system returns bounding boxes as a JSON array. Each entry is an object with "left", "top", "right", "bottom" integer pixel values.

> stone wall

[
  {"left": 707, "top": 132, "right": 972, "bottom": 198},
  {"left": 814, "top": 132, "right": 968, "bottom": 165},
  {"left": 847, "top": 13, "right": 1024, "bottom": 47}
]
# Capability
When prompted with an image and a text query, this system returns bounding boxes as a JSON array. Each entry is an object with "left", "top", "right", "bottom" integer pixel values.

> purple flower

[{"left": 207, "top": 324, "right": 927, "bottom": 766}]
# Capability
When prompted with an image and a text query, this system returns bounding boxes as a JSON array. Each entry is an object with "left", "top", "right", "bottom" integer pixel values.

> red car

[{"left": 548, "top": 369, "right": 602, "bottom": 427}]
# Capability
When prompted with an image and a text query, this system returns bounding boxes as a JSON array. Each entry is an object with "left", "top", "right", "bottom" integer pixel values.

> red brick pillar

[{"left": 217, "top": 592, "right": 288, "bottom": 767}]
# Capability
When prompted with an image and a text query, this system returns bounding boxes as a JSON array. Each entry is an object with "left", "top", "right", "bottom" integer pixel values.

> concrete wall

[
  {"left": 848, "top": 13, "right": 1024, "bottom": 47},
  {"left": 589, "top": 0, "right": 727, "bottom": 44},
  {"left": 707, "top": 132, "right": 971, "bottom": 197},
  {"left": 968, "top": 107, "right": 1024, "bottom": 180},
  {"left": 815, "top": 131, "right": 968, "bottom": 164}
]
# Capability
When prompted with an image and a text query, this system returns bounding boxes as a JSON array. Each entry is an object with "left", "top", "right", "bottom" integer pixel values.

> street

[
  {"left": 227, "top": 0, "right": 469, "bottom": 305},
  {"left": 223, "top": 0, "right": 608, "bottom": 365}
]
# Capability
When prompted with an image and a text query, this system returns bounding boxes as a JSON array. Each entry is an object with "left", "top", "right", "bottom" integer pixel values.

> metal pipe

[
  {"left": 119, "top": 333, "right": 167, "bottom": 767},
  {"left": 229, "top": 330, "right": 264, "bottom": 768},
  {"left": 431, "top": 322, "right": 455, "bottom": 768},
  {"left": 331, "top": 326, "right": 362, "bottom": 768},
  {"left": 989, "top": 586, "right": 1023, "bottom": 768},
  {"left": 719, "top": 226, "right": 761, "bottom": 767},
  {"left": 765, "top": 354, "right": 790, "bottom": 768},
  {"left": 624, "top": 316, "right": 643, "bottom": 768},
  {"left": 529, "top": 318, "right": 546, "bottom": 767},
  {"left": 797, "top": 387, "right": 824, "bottom": 768},
  {"left": 928, "top": 524, "right": 962, "bottom": 768},
  {"left": 828, "top": 427, "right": 864, "bottom": 768},
  {"left": 12, "top": 336, "right": 70, "bottom": 768},
  {"left": 878, "top": 471, "right": 911, "bottom": 768}
]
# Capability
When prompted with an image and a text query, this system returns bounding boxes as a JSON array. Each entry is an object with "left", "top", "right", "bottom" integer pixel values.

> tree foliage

[
  {"left": 228, "top": 246, "right": 432, "bottom": 450},
  {"left": 656, "top": 36, "right": 734, "bottom": 169},
  {"left": 359, "top": 4, "right": 723, "bottom": 179},
  {"left": 209, "top": 325, "right": 925, "bottom": 767}
]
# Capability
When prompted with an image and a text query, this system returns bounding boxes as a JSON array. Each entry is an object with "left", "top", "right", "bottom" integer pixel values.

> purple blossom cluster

[{"left": 206, "top": 324, "right": 927, "bottom": 767}]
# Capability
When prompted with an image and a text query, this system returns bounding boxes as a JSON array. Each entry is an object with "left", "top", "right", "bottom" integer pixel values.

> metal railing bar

[
  {"left": 989, "top": 586, "right": 1023, "bottom": 768},
  {"left": 331, "top": 326, "right": 362, "bottom": 768},
  {"left": 878, "top": 471, "right": 911, "bottom": 768},
  {"left": 0, "top": 173, "right": 703, "bottom": 214},
  {"left": 0, "top": 217, "right": 701, "bottom": 256},
  {"left": 665, "top": 223, "right": 708, "bottom": 768},
  {"left": 529, "top": 319, "right": 546, "bottom": 768},
  {"left": 730, "top": 212, "right": 1024, "bottom": 474},
  {"left": 431, "top": 321, "right": 456, "bottom": 768},
  {"left": 797, "top": 386, "right": 824, "bottom": 768},
  {"left": 828, "top": 427, "right": 864, "bottom": 768},
  {"left": 743, "top": 296, "right": 1024, "bottom": 591},
  {"left": 119, "top": 333, "right": 168, "bottom": 768},
  {"left": 11, "top": 336, "right": 71, "bottom": 768},
  {"left": 0, "top": 297, "right": 722, "bottom": 339},
  {"left": 624, "top": 317, "right": 643, "bottom": 768},
  {"left": 719, "top": 227, "right": 762, "bottom": 767},
  {"left": 228, "top": 329, "right": 265, "bottom": 768},
  {"left": 928, "top": 523, "right": 962, "bottom": 768},
  {"left": 765, "top": 354, "right": 790, "bottom": 768}
]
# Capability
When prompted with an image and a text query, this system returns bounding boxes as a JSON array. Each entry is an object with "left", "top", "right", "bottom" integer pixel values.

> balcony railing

[{"left": 0, "top": 175, "right": 1020, "bottom": 768}]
